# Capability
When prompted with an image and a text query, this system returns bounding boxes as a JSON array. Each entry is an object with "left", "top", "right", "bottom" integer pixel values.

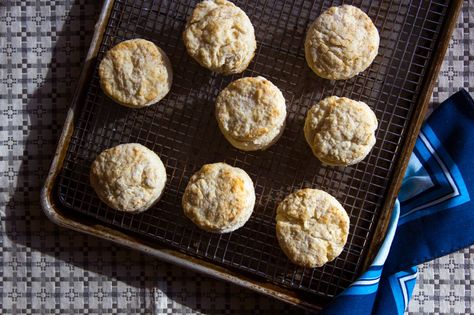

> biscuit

[
  {"left": 182, "top": 162, "right": 255, "bottom": 233},
  {"left": 304, "top": 96, "right": 378, "bottom": 166},
  {"left": 305, "top": 5, "right": 379, "bottom": 80},
  {"left": 183, "top": 0, "right": 256, "bottom": 74},
  {"left": 276, "top": 188, "right": 350, "bottom": 268},
  {"left": 215, "top": 76, "right": 286, "bottom": 151},
  {"left": 99, "top": 39, "right": 173, "bottom": 108},
  {"left": 90, "top": 143, "right": 167, "bottom": 212}
]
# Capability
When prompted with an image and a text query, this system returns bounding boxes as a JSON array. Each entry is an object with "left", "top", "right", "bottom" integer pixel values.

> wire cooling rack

[{"left": 57, "top": 0, "right": 450, "bottom": 298}]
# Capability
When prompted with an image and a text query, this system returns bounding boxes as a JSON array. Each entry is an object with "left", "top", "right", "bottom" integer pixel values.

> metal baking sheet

[{"left": 49, "top": 0, "right": 460, "bottom": 302}]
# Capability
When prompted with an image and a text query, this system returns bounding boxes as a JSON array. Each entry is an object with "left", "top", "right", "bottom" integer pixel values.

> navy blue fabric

[{"left": 385, "top": 89, "right": 474, "bottom": 274}]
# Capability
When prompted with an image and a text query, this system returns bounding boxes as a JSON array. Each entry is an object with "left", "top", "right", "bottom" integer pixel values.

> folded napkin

[{"left": 321, "top": 89, "right": 474, "bottom": 315}]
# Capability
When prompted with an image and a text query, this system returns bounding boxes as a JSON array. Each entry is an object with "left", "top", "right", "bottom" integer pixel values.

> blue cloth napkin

[{"left": 321, "top": 89, "right": 474, "bottom": 315}]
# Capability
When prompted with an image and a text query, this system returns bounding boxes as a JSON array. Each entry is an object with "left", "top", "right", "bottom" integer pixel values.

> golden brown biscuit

[
  {"left": 183, "top": 0, "right": 256, "bottom": 74},
  {"left": 305, "top": 5, "right": 379, "bottom": 80},
  {"left": 90, "top": 143, "right": 167, "bottom": 212},
  {"left": 215, "top": 76, "right": 286, "bottom": 151},
  {"left": 276, "top": 188, "right": 350, "bottom": 268},
  {"left": 182, "top": 162, "right": 255, "bottom": 233},
  {"left": 99, "top": 39, "right": 173, "bottom": 108},
  {"left": 304, "top": 96, "right": 378, "bottom": 166}
]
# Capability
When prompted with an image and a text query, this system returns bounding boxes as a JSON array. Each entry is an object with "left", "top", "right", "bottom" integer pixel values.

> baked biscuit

[
  {"left": 90, "top": 143, "right": 167, "bottom": 212},
  {"left": 183, "top": 0, "right": 256, "bottom": 74},
  {"left": 99, "top": 39, "right": 173, "bottom": 108},
  {"left": 304, "top": 96, "right": 378, "bottom": 166},
  {"left": 215, "top": 76, "right": 286, "bottom": 151},
  {"left": 182, "top": 162, "right": 255, "bottom": 233},
  {"left": 305, "top": 5, "right": 379, "bottom": 80},
  {"left": 276, "top": 188, "right": 350, "bottom": 268}
]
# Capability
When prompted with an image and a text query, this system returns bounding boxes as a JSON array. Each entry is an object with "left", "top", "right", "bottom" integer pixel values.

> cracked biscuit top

[
  {"left": 305, "top": 5, "right": 379, "bottom": 80},
  {"left": 304, "top": 96, "right": 378, "bottom": 166},
  {"left": 99, "top": 39, "right": 173, "bottom": 108},
  {"left": 276, "top": 188, "right": 350, "bottom": 268},
  {"left": 183, "top": 0, "right": 256, "bottom": 74},
  {"left": 215, "top": 76, "right": 286, "bottom": 151},
  {"left": 90, "top": 143, "right": 167, "bottom": 212},
  {"left": 182, "top": 162, "right": 255, "bottom": 233}
]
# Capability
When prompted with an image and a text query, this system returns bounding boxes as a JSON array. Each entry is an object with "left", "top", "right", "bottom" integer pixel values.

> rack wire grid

[{"left": 57, "top": 0, "right": 450, "bottom": 298}]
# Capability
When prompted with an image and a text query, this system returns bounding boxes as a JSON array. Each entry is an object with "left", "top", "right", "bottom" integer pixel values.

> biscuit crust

[
  {"left": 99, "top": 39, "right": 173, "bottom": 108},
  {"left": 305, "top": 5, "right": 379, "bottom": 80},
  {"left": 182, "top": 163, "right": 255, "bottom": 233},
  {"left": 215, "top": 76, "right": 286, "bottom": 151},
  {"left": 183, "top": 0, "right": 256, "bottom": 74},
  {"left": 304, "top": 96, "right": 378, "bottom": 166},
  {"left": 276, "top": 188, "right": 350, "bottom": 268},
  {"left": 90, "top": 143, "right": 167, "bottom": 212}
]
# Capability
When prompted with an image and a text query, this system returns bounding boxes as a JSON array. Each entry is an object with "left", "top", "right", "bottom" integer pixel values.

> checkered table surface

[{"left": 0, "top": 1, "right": 473, "bottom": 314}]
